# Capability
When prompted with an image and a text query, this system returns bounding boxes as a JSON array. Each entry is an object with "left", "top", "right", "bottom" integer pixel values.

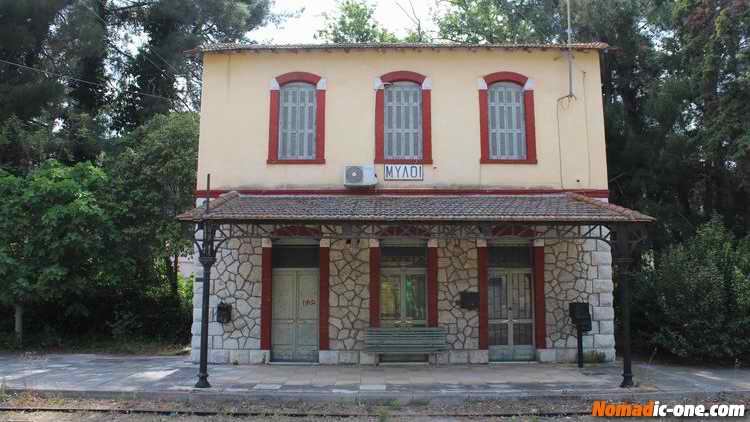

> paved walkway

[{"left": 1, "top": 354, "right": 749, "bottom": 403}]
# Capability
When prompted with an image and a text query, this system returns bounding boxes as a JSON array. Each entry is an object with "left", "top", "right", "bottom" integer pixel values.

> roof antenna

[{"left": 565, "top": 0, "right": 575, "bottom": 98}]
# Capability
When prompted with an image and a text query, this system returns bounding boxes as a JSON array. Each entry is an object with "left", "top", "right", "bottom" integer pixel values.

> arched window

[
  {"left": 268, "top": 72, "right": 326, "bottom": 164},
  {"left": 479, "top": 71, "right": 537, "bottom": 164},
  {"left": 384, "top": 81, "right": 422, "bottom": 160},
  {"left": 375, "top": 71, "right": 432, "bottom": 164},
  {"left": 279, "top": 82, "right": 317, "bottom": 160},
  {"left": 488, "top": 82, "right": 525, "bottom": 160}
]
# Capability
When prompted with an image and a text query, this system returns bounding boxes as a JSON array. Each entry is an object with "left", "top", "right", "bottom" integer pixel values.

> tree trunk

[{"left": 14, "top": 303, "right": 23, "bottom": 344}]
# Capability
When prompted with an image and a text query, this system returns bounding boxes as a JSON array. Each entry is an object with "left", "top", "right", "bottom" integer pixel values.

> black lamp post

[{"left": 613, "top": 224, "right": 636, "bottom": 388}]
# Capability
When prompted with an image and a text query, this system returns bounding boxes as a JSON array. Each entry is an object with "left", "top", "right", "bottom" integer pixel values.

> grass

[{"left": 0, "top": 333, "right": 189, "bottom": 356}]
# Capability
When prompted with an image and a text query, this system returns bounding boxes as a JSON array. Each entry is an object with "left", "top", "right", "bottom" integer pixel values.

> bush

[{"left": 633, "top": 217, "right": 750, "bottom": 362}]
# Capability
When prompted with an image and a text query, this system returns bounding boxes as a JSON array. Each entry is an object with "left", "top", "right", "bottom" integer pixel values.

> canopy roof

[{"left": 177, "top": 192, "right": 653, "bottom": 224}]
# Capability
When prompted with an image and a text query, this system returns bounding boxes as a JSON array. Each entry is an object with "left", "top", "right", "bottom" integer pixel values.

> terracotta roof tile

[
  {"left": 194, "top": 42, "right": 610, "bottom": 54},
  {"left": 177, "top": 192, "right": 654, "bottom": 224}
]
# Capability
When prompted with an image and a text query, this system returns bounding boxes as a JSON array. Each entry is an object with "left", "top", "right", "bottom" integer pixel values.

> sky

[{"left": 249, "top": 0, "right": 440, "bottom": 44}]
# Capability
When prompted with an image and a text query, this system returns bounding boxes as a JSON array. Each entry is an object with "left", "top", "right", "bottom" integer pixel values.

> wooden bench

[{"left": 365, "top": 327, "right": 448, "bottom": 364}]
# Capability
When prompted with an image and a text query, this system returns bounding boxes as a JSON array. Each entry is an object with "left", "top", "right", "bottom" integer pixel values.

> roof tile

[{"left": 177, "top": 193, "right": 654, "bottom": 224}]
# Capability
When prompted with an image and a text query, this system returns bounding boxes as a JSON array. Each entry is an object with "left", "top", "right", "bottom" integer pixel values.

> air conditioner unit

[{"left": 344, "top": 165, "right": 378, "bottom": 187}]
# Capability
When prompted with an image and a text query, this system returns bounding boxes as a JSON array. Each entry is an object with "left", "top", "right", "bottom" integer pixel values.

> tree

[
  {"left": 317, "top": 0, "right": 398, "bottom": 43},
  {"left": 0, "top": 161, "right": 113, "bottom": 343},
  {"left": 633, "top": 217, "right": 750, "bottom": 360},
  {"left": 435, "top": 0, "right": 564, "bottom": 43},
  {"left": 106, "top": 113, "right": 199, "bottom": 295},
  {"left": 112, "top": 0, "right": 272, "bottom": 130}
]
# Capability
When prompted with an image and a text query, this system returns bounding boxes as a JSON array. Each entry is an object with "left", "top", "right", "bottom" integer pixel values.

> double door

[
  {"left": 271, "top": 268, "right": 319, "bottom": 362},
  {"left": 488, "top": 268, "right": 535, "bottom": 361}
]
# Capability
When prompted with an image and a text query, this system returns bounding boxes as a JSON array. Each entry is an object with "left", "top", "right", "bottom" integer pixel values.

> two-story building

[{"left": 179, "top": 42, "right": 653, "bottom": 367}]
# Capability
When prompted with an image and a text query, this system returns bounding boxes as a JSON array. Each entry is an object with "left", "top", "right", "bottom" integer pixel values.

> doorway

[
  {"left": 487, "top": 245, "right": 535, "bottom": 362},
  {"left": 270, "top": 244, "right": 320, "bottom": 363}
]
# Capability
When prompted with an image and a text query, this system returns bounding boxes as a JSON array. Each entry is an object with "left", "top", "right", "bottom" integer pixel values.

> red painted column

[
  {"left": 267, "top": 89, "right": 280, "bottom": 163},
  {"left": 260, "top": 239, "right": 272, "bottom": 350},
  {"left": 477, "top": 240, "right": 489, "bottom": 350},
  {"left": 319, "top": 240, "right": 330, "bottom": 350},
  {"left": 369, "top": 240, "right": 381, "bottom": 327},
  {"left": 427, "top": 240, "right": 439, "bottom": 327},
  {"left": 533, "top": 243, "right": 546, "bottom": 349}
]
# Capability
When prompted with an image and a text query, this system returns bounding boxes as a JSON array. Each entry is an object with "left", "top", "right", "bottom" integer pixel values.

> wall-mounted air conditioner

[{"left": 344, "top": 165, "right": 378, "bottom": 187}]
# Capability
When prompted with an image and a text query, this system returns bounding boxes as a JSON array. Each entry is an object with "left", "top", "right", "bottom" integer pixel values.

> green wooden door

[{"left": 271, "top": 269, "right": 319, "bottom": 362}]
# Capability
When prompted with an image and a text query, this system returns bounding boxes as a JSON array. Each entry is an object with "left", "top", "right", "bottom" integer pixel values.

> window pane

[
  {"left": 488, "top": 246, "right": 531, "bottom": 268},
  {"left": 384, "top": 81, "right": 422, "bottom": 160},
  {"left": 487, "top": 82, "right": 526, "bottom": 160},
  {"left": 513, "top": 323, "right": 533, "bottom": 345},
  {"left": 489, "top": 276, "right": 507, "bottom": 320},
  {"left": 380, "top": 275, "right": 401, "bottom": 321},
  {"left": 489, "top": 324, "right": 509, "bottom": 345},
  {"left": 278, "top": 82, "right": 316, "bottom": 160},
  {"left": 403, "top": 273, "right": 426, "bottom": 321}
]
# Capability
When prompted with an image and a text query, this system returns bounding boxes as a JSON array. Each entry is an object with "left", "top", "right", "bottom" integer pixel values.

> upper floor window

[
  {"left": 375, "top": 71, "right": 433, "bottom": 164},
  {"left": 279, "top": 82, "right": 317, "bottom": 160},
  {"left": 479, "top": 72, "right": 537, "bottom": 164},
  {"left": 488, "top": 82, "right": 525, "bottom": 160},
  {"left": 384, "top": 81, "right": 422, "bottom": 160},
  {"left": 267, "top": 72, "right": 326, "bottom": 164}
]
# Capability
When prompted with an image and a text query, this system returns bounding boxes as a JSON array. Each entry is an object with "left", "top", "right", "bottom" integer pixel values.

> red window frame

[
  {"left": 479, "top": 71, "right": 537, "bottom": 164},
  {"left": 375, "top": 70, "right": 433, "bottom": 164},
  {"left": 267, "top": 71, "right": 326, "bottom": 164}
]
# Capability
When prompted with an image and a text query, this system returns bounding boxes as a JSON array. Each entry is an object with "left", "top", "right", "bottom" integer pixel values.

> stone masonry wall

[
  {"left": 325, "top": 239, "right": 371, "bottom": 364},
  {"left": 543, "top": 235, "right": 615, "bottom": 362},
  {"left": 436, "top": 240, "right": 485, "bottom": 363},
  {"left": 191, "top": 231, "right": 266, "bottom": 365},
  {"left": 189, "top": 226, "right": 614, "bottom": 365}
]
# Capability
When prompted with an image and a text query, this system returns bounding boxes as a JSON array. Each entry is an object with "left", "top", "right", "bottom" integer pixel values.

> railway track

[{"left": 0, "top": 406, "right": 592, "bottom": 419}]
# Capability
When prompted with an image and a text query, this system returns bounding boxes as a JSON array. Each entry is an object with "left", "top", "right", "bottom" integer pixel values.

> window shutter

[
  {"left": 488, "top": 82, "right": 526, "bottom": 160},
  {"left": 279, "top": 82, "right": 316, "bottom": 160},
  {"left": 384, "top": 82, "right": 422, "bottom": 160}
]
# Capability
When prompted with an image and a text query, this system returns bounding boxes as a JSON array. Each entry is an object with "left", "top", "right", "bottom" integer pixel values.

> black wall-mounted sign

[
  {"left": 216, "top": 302, "right": 232, "bottom": 324},
  {"left": 459, "top": 291, "right": 480, "bottom": 310}
]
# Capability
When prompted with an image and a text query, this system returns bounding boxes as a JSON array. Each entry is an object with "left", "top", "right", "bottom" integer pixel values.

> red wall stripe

[
  {"left": 195, "top": 188, "right": 610, "bottom": 199},
  {"left": 319, "top": 246, "right": 330, "bottom": 350},
  {"left": 374, "top": 89, "right": 385, "bottom": 163},
  {"left": 260, "top": 246, "right": 273, "bottom": 350},
  {"left": 427, "top": 245, "right": 439, "bottom": 327},
  {"left": 533, "top": 245, "right": 546, "bottom": 349},
  {"left": 267, "top": 90, "right": 280, "bottom": 163},
  {"left": 275, "top": 71, "right": 321, "bottom": 85},
  {"left": 524, "top": 90, "right": 537, "bottom": 163},
  {"left": 369, "top": 246, "right": 381, "bottom": 328},
  {"left": 478, "top": 245, "right": 489, "bottom": 350}
]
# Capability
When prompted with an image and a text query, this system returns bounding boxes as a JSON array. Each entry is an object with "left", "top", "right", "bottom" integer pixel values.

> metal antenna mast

[{"left": 566, "top": 0, "right": 574, "bottom": 97}]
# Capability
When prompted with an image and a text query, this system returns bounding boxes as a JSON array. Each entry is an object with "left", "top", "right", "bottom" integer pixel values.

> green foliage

[
  {"left": 0, "top": 160, "right": 112, "bottom": 310},
  {"left": 633, "top": 217, "right": 750, "bottom": 361},
  {"left": 317, "top": 0, "right": 399, "bottom": 43},
  {"left": 106, "top": 112, "right": 199, "bottom": 294},
  {"left": 436, "top": 0, "right": 565, "bottom": 43}
]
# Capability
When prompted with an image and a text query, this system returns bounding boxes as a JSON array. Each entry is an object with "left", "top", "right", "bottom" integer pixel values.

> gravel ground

[{"left": 1, "top": 392, "right": 749, "bottom": 421}]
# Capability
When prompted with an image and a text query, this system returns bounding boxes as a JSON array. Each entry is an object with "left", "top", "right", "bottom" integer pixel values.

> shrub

[{"left": 634, "top": 217, "right": 750, "bottom": 362}]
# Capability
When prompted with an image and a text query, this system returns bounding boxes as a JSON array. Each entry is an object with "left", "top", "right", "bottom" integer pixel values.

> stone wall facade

[
  {"left": 190, "top": 225, "right": 615, "bottom": 365},
  {"left": 322, "top": 239, "right": 372, "bottom": 364},
  {"left": 541, "top": 236, "right": 615, "bottom": 362},
  {"left": 191, "top": 232, "right": 268, "bottom": 365},
  {"left": 436, "top": 240, "right": 485, "bottom": 364}
]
